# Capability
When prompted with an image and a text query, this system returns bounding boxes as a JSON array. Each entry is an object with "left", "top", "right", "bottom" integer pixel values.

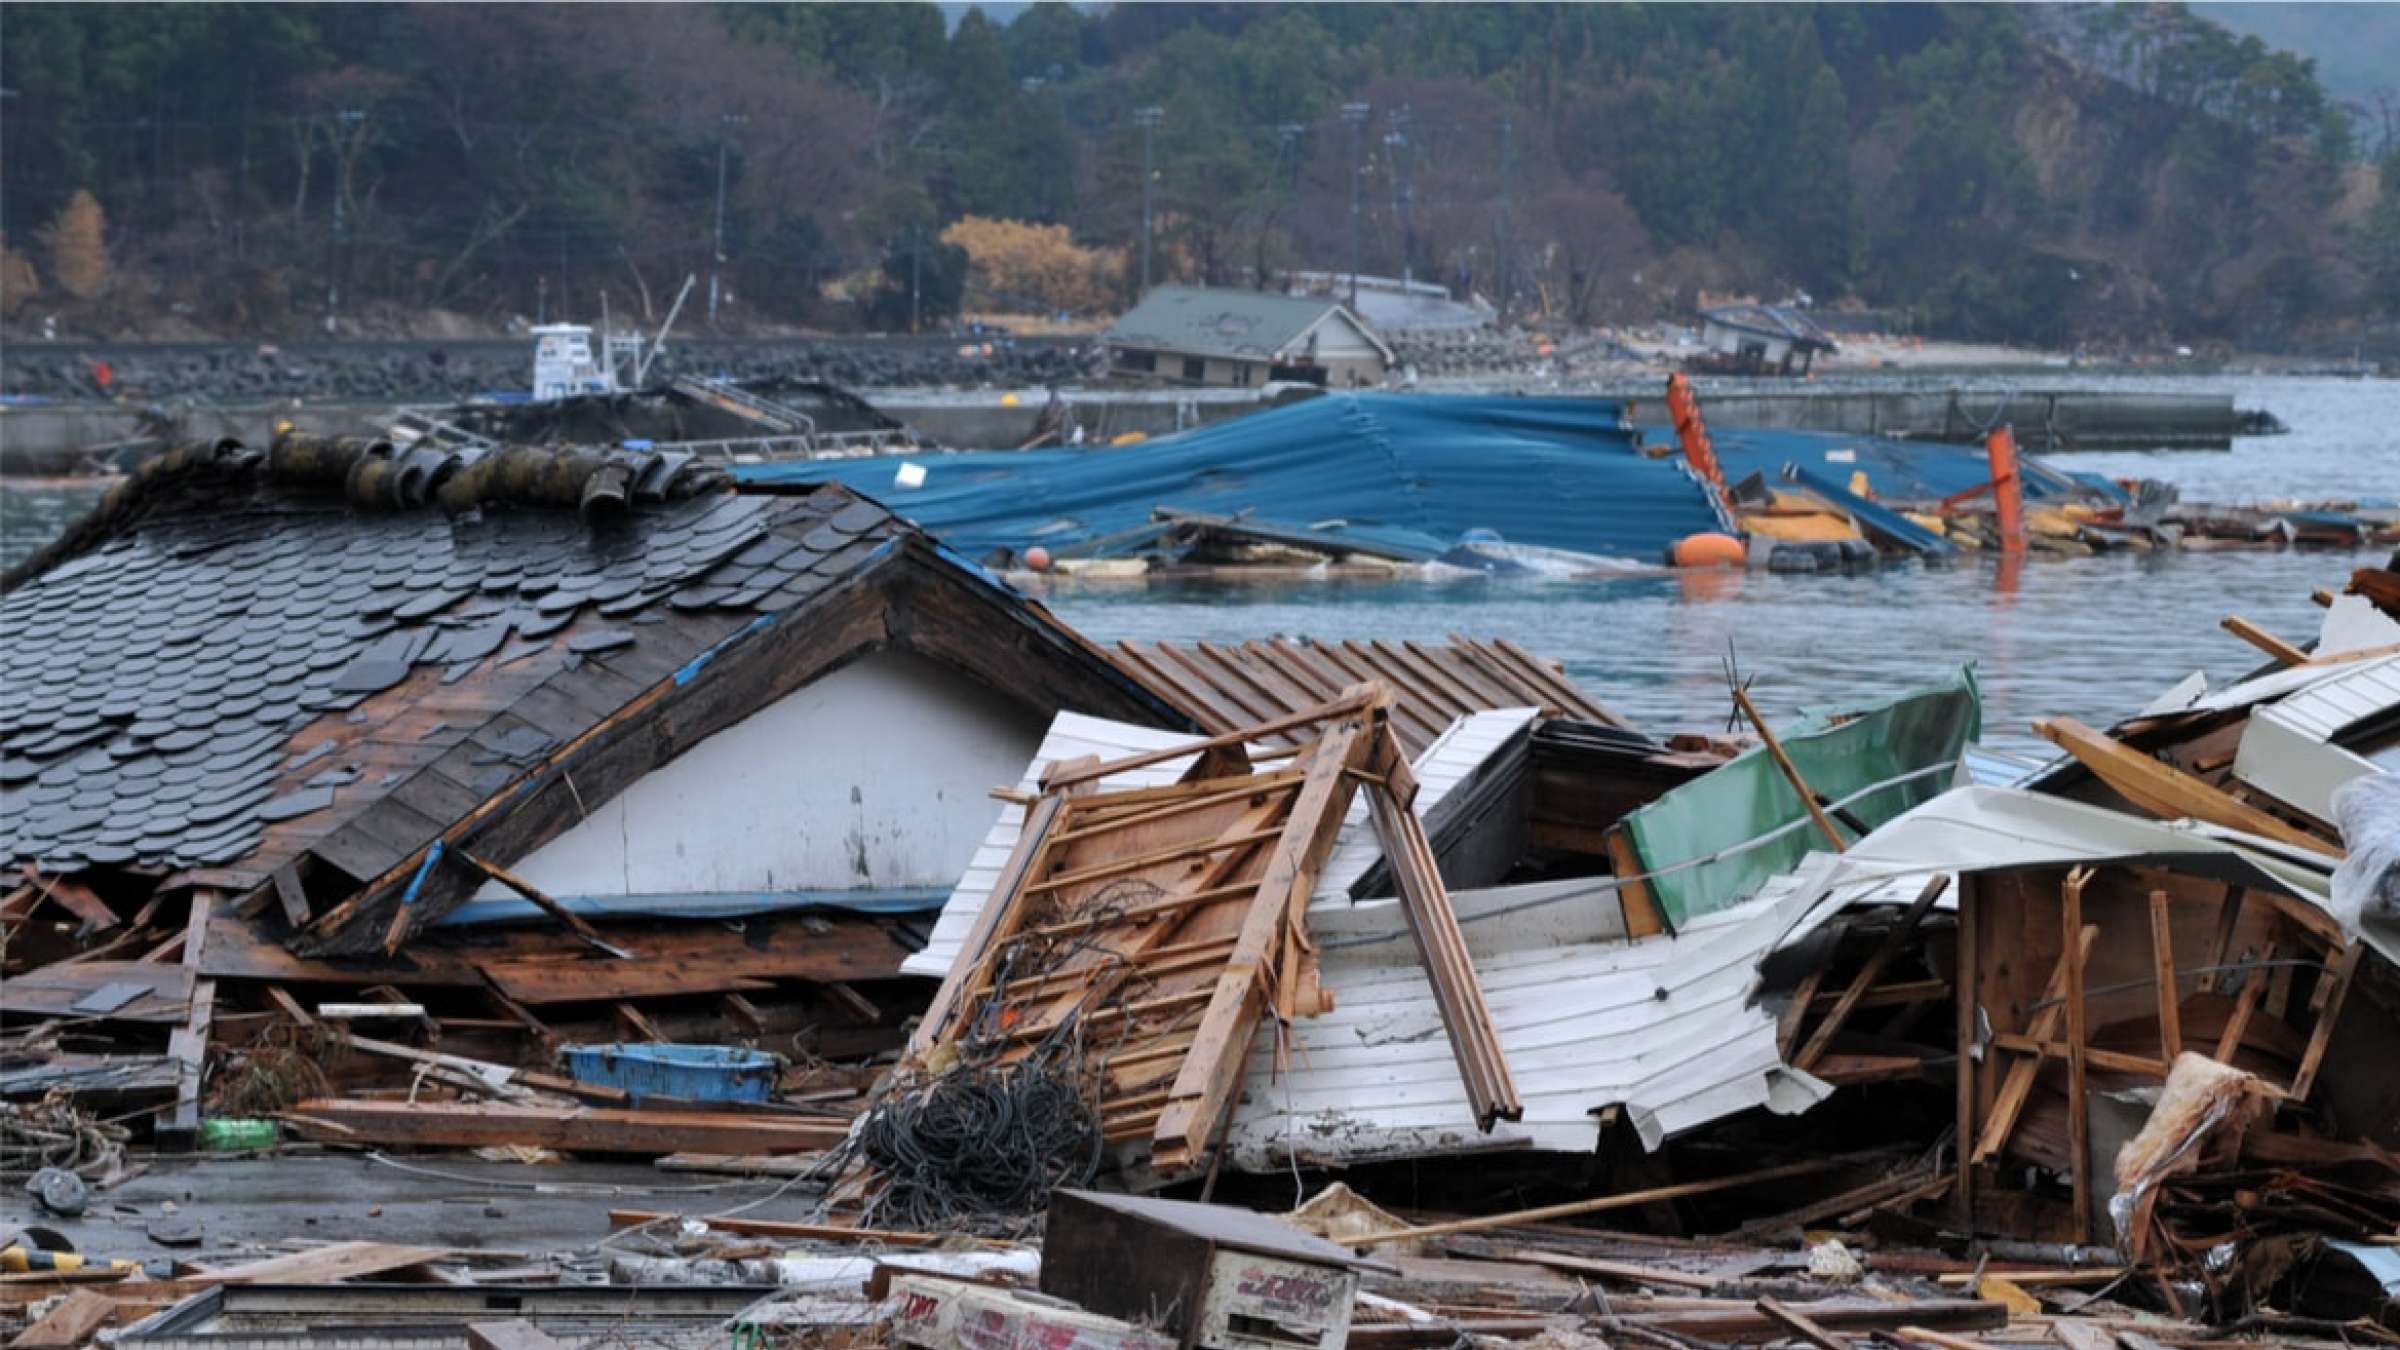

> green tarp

[{"left": 1623, "top": 669, "right": 1982, "bottom": 928}]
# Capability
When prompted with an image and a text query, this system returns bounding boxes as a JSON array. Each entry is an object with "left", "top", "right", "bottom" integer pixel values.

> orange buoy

[
  {"left": 1023, "top": 545, "right": 1053, "bottom": 573},
  {"left": 1671, "top": 532, "right": 1747, "bottom": 569}
]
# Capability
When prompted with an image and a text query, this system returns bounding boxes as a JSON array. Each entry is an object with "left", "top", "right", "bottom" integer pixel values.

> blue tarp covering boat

[{"left": 738, "top": 394, "right": 1733, "bottom": 564}]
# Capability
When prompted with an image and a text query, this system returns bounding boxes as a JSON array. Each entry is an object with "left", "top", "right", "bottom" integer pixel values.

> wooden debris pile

[{"left": 850, "top": 684, "right": 1517, "bottom": 1220}]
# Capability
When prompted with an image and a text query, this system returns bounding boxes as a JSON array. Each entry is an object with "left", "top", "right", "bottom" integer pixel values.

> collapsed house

[
  {"left": 5, "top": 447, "right": 2398, "bottom": 1346},
  {"left": 0, "top": 434, "right": 1190, "bottom": 1141}
]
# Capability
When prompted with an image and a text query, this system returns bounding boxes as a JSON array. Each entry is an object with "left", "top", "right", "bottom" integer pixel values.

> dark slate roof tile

[
  {"left": 257, "top": 787, "right": 337, "bottom": 822},
  {"left": 565, "top": 629, "right": 635, "bottom": 656},
  {"left": 1, "top": 466, "right": 913, "bottom": 874}
]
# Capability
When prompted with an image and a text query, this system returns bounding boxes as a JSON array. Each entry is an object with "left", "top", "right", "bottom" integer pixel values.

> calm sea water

[{"left": 2, "top": 375, "right": 2392, "bottom": 752}]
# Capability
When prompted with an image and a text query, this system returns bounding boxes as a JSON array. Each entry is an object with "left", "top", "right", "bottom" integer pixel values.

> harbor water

[{"left": 2, "top": 375, "right": 2393, "bottom": 754}]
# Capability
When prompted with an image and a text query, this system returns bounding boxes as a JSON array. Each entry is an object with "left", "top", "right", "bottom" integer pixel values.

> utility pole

[
  {"left": 909, "top": 224, "right": 922, "bottom": 336},
  {"left": 1278, "top": 123, "right": 1303, "bottom": 287},
  {"left": 709, "top": 112, "right": 745, "bottom": 326},
  {"left": 1135, "top": 105, "right": 1163, "bottom": 293},
  {"left": 1342, "top": 101, "right": 1370, "bottom": 308},
  {"left": 1385, "top": 108, "right": 1413, "bottom": 293},
  {"left": 1497, "top": 117, "right": 1514, "bottom": 322},
  {"left": 326, "top": 106, "right": 363, "bottom": 334}
]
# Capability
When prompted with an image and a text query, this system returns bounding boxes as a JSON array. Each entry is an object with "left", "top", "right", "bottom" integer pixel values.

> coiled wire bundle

[{"left": 853, "top": 1034, "right": 1103, "bottom": 1231}]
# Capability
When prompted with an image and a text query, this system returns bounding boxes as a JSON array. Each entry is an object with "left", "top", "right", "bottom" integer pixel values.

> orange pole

[
  {"left": 1665, "top": 373, "right": 1726, "bottom": 497},
  {"left": 1985, "top": 424, "right": 2024, "bottom": 557}
]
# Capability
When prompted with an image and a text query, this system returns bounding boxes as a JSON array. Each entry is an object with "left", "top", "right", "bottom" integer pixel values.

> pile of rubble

[
  {"left": 0, "top": 337, "right": 1096, "bottom": 404},
  {"left": 5, "top": 437, "right": 2399, "bottom": 1347},
  {"left": 1384, "top": 327, "right": 1653, "bottom": 382}
]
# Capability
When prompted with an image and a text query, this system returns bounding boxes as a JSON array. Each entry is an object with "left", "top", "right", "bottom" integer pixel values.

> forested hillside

[{"left": 2, "top": 2, "right": 2393, "bottom": 348}]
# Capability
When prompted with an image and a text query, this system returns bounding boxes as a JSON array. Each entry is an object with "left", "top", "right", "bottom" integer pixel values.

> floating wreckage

[{"left": 742, "top": 381, "right": 2393, "bottom": 580}]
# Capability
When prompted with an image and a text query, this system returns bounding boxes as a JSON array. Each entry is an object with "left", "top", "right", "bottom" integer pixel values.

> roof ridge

[{"left": 4, "top": 436, "right": 737, "bottom": 593}]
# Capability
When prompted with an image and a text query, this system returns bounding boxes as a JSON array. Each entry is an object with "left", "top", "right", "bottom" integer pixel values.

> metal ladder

[
  {"left": 389, "top": 409, "right": 498, "bottom": 452},
  {"left": 669, "top": 375, "right": 818, "bottom": 437}
]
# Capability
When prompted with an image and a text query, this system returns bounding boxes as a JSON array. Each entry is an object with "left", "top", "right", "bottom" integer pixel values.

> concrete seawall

[{"left": 0, "top": 385, "right": 2249, "bottom": 474}]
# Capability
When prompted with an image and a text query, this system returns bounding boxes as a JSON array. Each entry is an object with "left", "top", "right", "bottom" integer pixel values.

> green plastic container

[{"left": 198, "top": 1118, "right": 280, "bottom": 1151}]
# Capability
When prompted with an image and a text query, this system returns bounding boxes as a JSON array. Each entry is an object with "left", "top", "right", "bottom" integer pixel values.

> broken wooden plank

[
  {"left": 1151, "top": 696, "right": 1382, "bottom": 1172},
  {"left": 466, "top": 1323, "right": 569, "bottom": 1350},
  {"left": 1970, "top": 924, "right": 2098, "bottom": 1165},
  {"left": 7, "top": 1289, "right": 118, "bottom": 1349},
  {"left": 282, "top": 1100, "right": 847, "bottom": 1155},
  {"left": 1733, "top": 687, "right": 1847, "bottom": 852},
  {"left": 167, "top": 890, "right": 219, "bottom": 1146},
  {"left": 2033, "top": 716, "right": 2341, "bottom": 857},
  {"left": 19, "top": 866, "right": 118, "bottom": 932},
  {"left": 1796, "top": 875, "right": 1949, "bottom": 1072},
  {"left": 453, "top": 851, "right": 635, "bottom": 960},
  {"left": 1757, "top": 1296, "right": 1854, "bottom": 1350},
  {"left": 1366, "top": 728, "right": 1521, "bottom": 1131},
  {"left": 1356, "top": 1154, "right": 1869, "bottom": 1245},
  {"left": 194, "top": 1241, "right": 450, "bottom": 1285},
  {"left": 2147, "top": 889, "right": 2181, "bottom": 1060},
  {"left": 2289, "top": 941, "right": 2362, "bottom": 1101},
  {"left": 606, "top": 1209, "right": 942, "bottom": 1246},
  {"left": 2221, "top": 615, "right": 2310, "bottom": 667},
  {"left": 654, "top": 1152, "right": 829, "bottom": 1177}
]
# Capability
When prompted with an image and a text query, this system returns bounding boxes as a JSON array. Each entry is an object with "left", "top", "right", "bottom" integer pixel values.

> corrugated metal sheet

[
  {"left": 2251, "top": 654, "right": 2400, "bottom": 743},
  {"left": 2231, "top": 653, "right": 2399, "bottom": 823},
  {"left": 1219, "top": 785, "right": 2362, "bottom": 1171},
  {"left": 1790, "top": 786, "right": 2339, "bottom": 929},
  {"left": 900, "top": 708, "right": 1537, "bottom": 979},
  {"left": 1219, "top": 862, "right": 1842, "bottom": 1165},
  {"left": 1112, "top": 636, "right": 1628, "bottom": 758}
]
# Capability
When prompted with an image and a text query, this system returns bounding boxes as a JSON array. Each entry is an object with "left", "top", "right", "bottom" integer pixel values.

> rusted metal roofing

[{"left": 1111, "top": 636, "right": 1628, "bottom": 756}]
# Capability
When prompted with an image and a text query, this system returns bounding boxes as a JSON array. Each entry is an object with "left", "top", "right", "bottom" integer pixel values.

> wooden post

[
  {"left": 2148, "top": 889, "right": 2181, "bottom": 1060},
  {"left": 2288, "top": 942, "right": 2360, "bottom": 1101},
  {"left": 2215, "top": 934, "right": 2279, "bottom": 1062},
  {"left": 1953, "top": 873, "right": 1978, "bottom": 1223},
  {"left": 2062, "top": 865, "right": 2093, "bottom": 1243},
  {"left": 2198, "top": 885, "right": 2244, "bottom": 992},
  {"left": 1731, "top": 685, "right": 1846, "bottom": 852},
  {"left": 166, "top": 889, "right": 220, "bottom": 1148}
]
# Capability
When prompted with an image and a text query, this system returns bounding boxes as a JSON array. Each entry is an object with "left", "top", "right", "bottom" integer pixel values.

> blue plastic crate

[{"left": 558, "top": 1043, "right": 780, "bottom": 1106}]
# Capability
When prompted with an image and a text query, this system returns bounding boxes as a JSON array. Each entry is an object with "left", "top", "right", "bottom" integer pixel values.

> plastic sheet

[
  {"left": 739, "top": 394, "right": 1732, "bottom": 564},
  {"left": 2331, "top": 771, "right": 2400, "bottom": 943}
]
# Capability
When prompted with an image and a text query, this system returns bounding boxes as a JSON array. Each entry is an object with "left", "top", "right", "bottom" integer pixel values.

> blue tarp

[
  {"left": 739, "top": 394, "right": 1733, "bottom": 564},
  {"left": 1682, "top": 425, "right": 2097, "bottom": 504}
]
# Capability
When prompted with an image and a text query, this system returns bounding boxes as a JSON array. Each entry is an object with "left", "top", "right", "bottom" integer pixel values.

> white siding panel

[{"left": 476, "top": 650, "right": 1045, "bottom": 903}]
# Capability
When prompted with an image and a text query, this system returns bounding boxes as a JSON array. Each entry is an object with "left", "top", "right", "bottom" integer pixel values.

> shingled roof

[
  {"left": 1, "top": 436, "right": 1183, "bottom": 954},
  {"left": 1101, "top": 285, "right": 1393, "bottom": 364}
]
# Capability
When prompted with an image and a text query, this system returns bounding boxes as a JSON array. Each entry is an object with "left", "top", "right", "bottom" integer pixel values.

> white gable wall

[{"left": 475, "top": 649, "right": 1048, "bottom": 900}]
